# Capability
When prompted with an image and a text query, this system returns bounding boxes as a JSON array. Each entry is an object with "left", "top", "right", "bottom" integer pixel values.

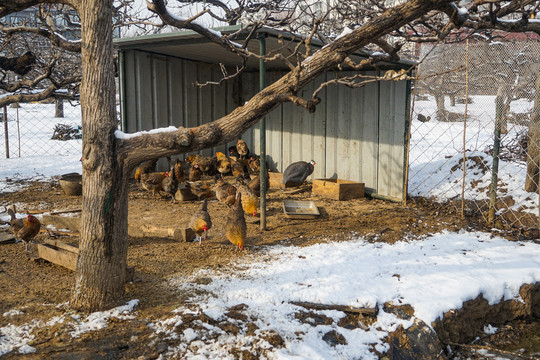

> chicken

[
  {"left": 225, "top": 193, "right": 247, "bottom": 251},
  {"left": 173, "top": 159, "right": 185, "bottom": 183},
  {"left": 247, "top": 170, "right": 270, "bottom": 197},
  {"left": 236, "top": 139, "right": 250, "bottom": 159},
  {"left": 228, "top": 145, "right": 240, "bottom": 158},
  {"left": 8, "top": 205, "right": 41, "bottom": 252},
  {"left": 214, "top": 177, "right": 237, "bottom": 207},
  {"left": 236, "top": 179, "right": 259, "bottom": 217},
  {"left": 189, "top": 163, "right": 202, "bottom": 181},
  {"left": 162, "top": 166, "right": 179, "bottom": 203},
  {"left": 190, "top": 182, "right": 214, "bottom": 200},
  {"left": 140, "top": 172, "right": 166, "bottom": 197},
  {"left": 189, "top": 199, "right": 212, "bottom": 245},
  {"left": 282, "top": 160, "right": 316, "bottom": 188},
  {"left": 134, "top": 159, "right": 158, "bottom": 182},
  {"left": 186, "top": 154, "right": 215, "bottom": 176},
  {"left": 215, "top": 152, "right": 231, "bottom": 177},
  {"left": 231, "top": 158, "right": 249, "bottom": 179},
  {"left": 248, "top": 155, "right": 260, "bottom": 174}
]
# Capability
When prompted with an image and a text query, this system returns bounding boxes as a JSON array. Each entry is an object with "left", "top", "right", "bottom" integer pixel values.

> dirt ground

[{"left": 0, "top": 177, "right": 538, "bottom": 359}]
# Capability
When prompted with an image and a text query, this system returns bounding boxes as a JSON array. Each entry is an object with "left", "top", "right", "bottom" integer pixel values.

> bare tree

[{"left": 2, "top": 0, "right": 539, "bottom": 311}]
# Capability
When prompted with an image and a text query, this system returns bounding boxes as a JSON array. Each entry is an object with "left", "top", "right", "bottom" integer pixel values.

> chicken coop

[{"left": 115, "top": 26, "right": 414, "bottom": 201}]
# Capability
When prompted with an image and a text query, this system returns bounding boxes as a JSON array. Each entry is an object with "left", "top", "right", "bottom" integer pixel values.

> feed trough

[
  {"left": 59, "top": 173, "right": 82, "bottom": 196},
  {"left": 282, "top": 200, "right": 320, "bottom": 219}
]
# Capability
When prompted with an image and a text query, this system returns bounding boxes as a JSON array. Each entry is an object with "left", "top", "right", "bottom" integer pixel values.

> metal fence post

[
  {"left": 3, "top": 106, "right": 9, "bottom": 159},
  {"left": 488, "top": 94, "right": 503, "bottom": 224}
]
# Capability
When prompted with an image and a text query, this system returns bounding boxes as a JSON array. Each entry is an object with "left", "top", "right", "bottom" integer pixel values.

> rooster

[
  {"left": 7, "top": 205, "right": 41, "bottom": 252},
  {"left": 225, "top": 192, "right": 246, "bottom": 251},
  {"left": 189, "top": 198, "right": 212, "bottom": 245},
  {"left": 236, "top": 139, "right": 249, "bottom": 159},
  {"left": 162, "top": 166, "right": 179, "bottom": 203},
  {"left": 134, "top": 159, "right": 158, "bottom": 182},
  {"left": 215, "top": 177, "right": 237, "bottom": 207},
  {"left": 236, "top": 179, "right": 258, "bottom": 217}
]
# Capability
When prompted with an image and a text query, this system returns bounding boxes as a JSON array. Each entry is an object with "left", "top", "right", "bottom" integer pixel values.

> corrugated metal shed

[{"left": 115, "top": 26, "right": 413, "bottom": 200}]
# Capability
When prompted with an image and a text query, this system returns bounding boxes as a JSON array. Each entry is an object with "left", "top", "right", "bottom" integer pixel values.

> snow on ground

[
  {"left": 0, "top": 300, "right": 139, "bottom": 356},
  {"left": 155, "top": 230, "right": 539, "bottom": 359},
  {"left": 2, "top": 231, "right": 537, "bottom": 358}
]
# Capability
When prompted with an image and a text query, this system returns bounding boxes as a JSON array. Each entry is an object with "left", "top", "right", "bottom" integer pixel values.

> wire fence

[
  {"left": 409, "top": 39, "right": 540, "bottom": 232},
  {"left": 0, "top": 99, "right": 82, "bottom": 159}
]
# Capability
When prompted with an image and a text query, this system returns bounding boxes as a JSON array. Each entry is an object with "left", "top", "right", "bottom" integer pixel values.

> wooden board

[
  {"left": 37, "top": 240, "right": 79, "bottom": 271},
  {"left": 312, "top": 179, "right": 365, "bottom": 201},
  {"left": 0, "top": 232, "right": 16, "bottom": 244},
  {"left": 42, "top": 215, "right": 81, "bottom": 232}
]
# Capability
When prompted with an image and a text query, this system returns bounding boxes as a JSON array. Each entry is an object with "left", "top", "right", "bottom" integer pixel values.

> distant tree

[{"left": 1, "top": 0, "right": 539, "bottom": 311}]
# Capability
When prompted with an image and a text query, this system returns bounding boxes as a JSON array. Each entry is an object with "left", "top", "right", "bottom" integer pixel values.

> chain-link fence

[
  {"left": 0, "top": 99, "right": 82, "bottom": 159},
  {"left": 409, "top": 39, "right": 540, "bottom": 231}
]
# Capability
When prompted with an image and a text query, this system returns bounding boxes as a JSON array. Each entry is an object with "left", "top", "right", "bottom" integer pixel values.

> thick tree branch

[{"left": 0, "top": 25, "right": 81, "bottom": 52}]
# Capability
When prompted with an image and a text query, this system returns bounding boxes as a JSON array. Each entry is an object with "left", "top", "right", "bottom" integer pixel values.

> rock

[
  {"left": 386, "top": 318, "right": 448, "bottom": 360},
  {"left": 322, "top": 330, "right": 347, "bottom": 347}
]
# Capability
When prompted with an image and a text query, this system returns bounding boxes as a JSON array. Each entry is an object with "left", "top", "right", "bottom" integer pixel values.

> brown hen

[
  {"left": 225, "top": 193, "right": 246, "bottom": 251},
  {"left": 189, "top": 198, "right": 212, "bottom": 245}
]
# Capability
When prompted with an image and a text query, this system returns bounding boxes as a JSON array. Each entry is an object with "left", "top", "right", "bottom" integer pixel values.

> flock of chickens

[{"left": 7, "top": 139, "right": 316, "bottom": 253}]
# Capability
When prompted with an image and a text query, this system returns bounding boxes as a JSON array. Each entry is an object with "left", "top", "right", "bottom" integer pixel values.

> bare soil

[{"left": 0, "top": 177, "right": 538, "bottom": 359}]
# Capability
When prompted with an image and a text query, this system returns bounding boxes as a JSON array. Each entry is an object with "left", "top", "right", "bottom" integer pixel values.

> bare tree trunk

[
  {"left": 525, "top": 69, "right": 540, "bottom": 193},
  {"left": 70, "top": 0, "right": 128, "bottom": 312}
]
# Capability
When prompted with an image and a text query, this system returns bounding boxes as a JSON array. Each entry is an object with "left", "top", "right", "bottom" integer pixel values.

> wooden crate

[
  {"left": 37, "top": 240, "right": 80, "bottom": 271},
  {"left": 268, "top": 172, "right": 283, "bottom": 188},
  {"left": 312, "top": 179, "right": 365, "bottom": 201},
  {"left": 37, "top": 240, "right": 135, "bottom": 281}
]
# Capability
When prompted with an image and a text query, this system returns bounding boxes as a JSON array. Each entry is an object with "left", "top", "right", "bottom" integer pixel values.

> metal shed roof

[{"left": 114, "top": 25, "right": 415, "bottom": 71}]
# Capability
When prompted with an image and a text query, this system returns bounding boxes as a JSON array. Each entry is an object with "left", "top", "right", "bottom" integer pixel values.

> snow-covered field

[{"left": 0, "top": 98, "right": 539, "bottom": 358}]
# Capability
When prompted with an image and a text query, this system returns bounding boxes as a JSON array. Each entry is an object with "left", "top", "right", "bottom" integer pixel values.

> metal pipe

[
  {"left": 3, "top": 106, "right": 9, "bottom": 159},
  {"left": 259, "top": 33, "right": 267, "bottom": 230},
  {"left": 488, "top": 94, "right": 503, "bottom": 224}
]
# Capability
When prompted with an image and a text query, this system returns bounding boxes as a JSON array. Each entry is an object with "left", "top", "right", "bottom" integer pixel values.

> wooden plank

[
  {"left": 268, "top": 172, "right": 283, "bottom": 188},
  {"left": 138, "top": 224, "right": 184, "bottom": 241},
  {"left": 50, "top": 209, "right": 82, "bottom": 216},
  {"left": 290, "top": 301, "right": 378, "bottom": 316},
  {"left": 0, "top": 232, "right": 15, "bottom": 244},
  {"left": 42, "top": 215, "right": 81, "bottom": 232},
  {"left": 37, "top": 242, "right": 79, "bottom": 271},
  {"left": 44, "top": 239, "right": 80, "bottom": 254}
]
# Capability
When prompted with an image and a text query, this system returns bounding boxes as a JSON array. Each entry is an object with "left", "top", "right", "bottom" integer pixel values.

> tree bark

[
  {"left": 525, "top": 69, "right": 540, "bottom": 193},
  {"left": 70, "top": 0, "right": 128, "bottom": 312}
]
